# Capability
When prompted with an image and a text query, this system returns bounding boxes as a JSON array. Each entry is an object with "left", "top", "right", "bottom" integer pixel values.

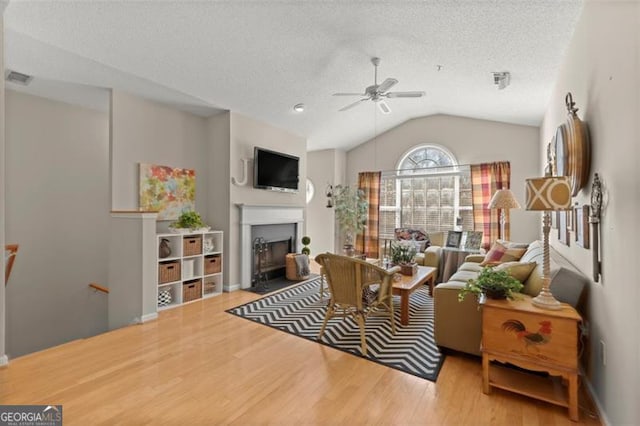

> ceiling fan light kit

[{"left": 333, "top": 57, "right": 426, "bottom": 113}]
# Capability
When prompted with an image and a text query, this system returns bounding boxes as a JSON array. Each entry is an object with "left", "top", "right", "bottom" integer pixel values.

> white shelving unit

[{"left": 156, "top": 230, "right": 224, "bottom": 311}]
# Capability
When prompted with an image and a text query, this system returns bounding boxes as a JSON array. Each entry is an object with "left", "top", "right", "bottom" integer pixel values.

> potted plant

[
  {"left": 390, "top": 240, "right": 418, "bottom": 275},
  {"left": 458, "top": 266, "right": 524, "bottom": 302},
  {"left": 301, "top": 236, "right": 311, "bottom": 255},
  {"left": 331, "top": 185, "right": 368, "bottom": 256},
  {"left": 169, "top": 210, "right": 210, "bottom": 233}
]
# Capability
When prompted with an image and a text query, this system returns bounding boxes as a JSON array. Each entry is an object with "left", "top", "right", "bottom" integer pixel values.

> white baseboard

[
  {"left": 581, "top": 369, "right": 611, "bottom": 426},
  {"left": 141, "top": 313, "right": 158, "bottom": 323},
  {"left": 0, "top": 354, "right": 8, "bottom": 367},
  {"left": 225, "top": 283, "right": 241, "bottom": 292}
]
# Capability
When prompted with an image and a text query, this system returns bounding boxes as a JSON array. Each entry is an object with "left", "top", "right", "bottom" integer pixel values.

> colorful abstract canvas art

[{"left": 139, "top": 163, "right": 196, "bottom": 220}]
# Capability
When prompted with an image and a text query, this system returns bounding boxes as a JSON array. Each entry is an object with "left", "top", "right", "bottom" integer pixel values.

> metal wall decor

[
  {"left": 554, "top": 93, "right": 591, "bottom": 196},
  {"left": 589, "top": 173, "right": 603, "bottom": 282}
]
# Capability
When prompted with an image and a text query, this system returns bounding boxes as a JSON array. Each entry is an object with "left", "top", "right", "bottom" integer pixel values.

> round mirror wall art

[
  {"left": 556, "top": 93, "right": 591, "bottom": 196},
  {"left": 306, "top": 179, "right": 315, "bottom": 204}
]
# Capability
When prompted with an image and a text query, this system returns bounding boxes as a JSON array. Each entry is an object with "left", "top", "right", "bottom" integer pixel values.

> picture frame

[
  {"left": 558, "top": 210, "right": 570, "bottom": 246},
  {"left": 576, "top": 205, "right": 590, "bottom": 249},
  {"left": 462, "top": 231, "right": 483, "bottom": 251},
  {"left": 566, "top": 205, "right": 574, "bottom": 231},
  {"left": 445, "top": 231, "right": 463, "bottom": 248}
]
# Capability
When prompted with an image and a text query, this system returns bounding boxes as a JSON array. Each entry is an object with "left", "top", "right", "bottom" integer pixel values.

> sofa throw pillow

[
  {"left": 496, "top": 239, "right": 530, "bottom": 249},
  {"left": 494, "top": 261, "right": 537, "bottom": 283},
  {"left": 480, "top": 241, "right": 527, "bottom": 266}
]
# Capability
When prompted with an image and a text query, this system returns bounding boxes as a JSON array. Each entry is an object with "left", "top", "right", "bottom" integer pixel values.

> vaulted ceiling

[{"left": 3, "top": 1, "right": 583, "bottom": 151}]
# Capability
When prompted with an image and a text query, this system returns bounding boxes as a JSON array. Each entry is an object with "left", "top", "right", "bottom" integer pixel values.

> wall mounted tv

[{"left": 253, "top": 147, "right": 299, "bottom": 193}]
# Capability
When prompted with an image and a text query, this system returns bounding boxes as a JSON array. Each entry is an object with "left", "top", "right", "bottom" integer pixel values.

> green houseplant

[
  {"left": 458, "top": 266, "right": 524, "bottom": 302},
  {"left": 170, "top": 210, "right": 209, "bottom": 232},
  {"left": 390, "top": 240, "right": 418, "bottom": 275},
  {"left": 390, "top": 240, "right": 417, "bottom": 264},
  {"left": 331, "top": 185, "right": 368, "bottom": 255}
]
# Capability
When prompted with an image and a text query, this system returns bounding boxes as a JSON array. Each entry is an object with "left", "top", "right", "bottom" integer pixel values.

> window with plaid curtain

[
  {"left": 356, "top": 171, "right": 381, "bottom": 258},
  {"left": 470, "top": 161, "right": 511, "bottom": 250},
  {"left": 379, "top": 145, "right": 473, "bottom": 243}
]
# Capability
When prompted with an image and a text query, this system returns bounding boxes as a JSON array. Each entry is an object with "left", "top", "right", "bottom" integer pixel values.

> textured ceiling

[{"left": 3, "top": 1, "right": 583, "bottom": 151}]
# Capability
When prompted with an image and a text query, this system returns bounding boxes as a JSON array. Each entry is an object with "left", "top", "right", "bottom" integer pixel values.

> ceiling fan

[{"left": 333, "top": 57, "right": 425, "bottom": 114}]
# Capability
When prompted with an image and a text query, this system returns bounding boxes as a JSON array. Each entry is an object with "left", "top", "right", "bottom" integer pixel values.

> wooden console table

[{"left": 481, "top": 295, "right": 582, "bottom": 421}]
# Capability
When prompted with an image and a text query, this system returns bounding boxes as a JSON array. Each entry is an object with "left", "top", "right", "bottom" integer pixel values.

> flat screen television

[{"left": 253, "top": 147, "right": 299, "bottom": 192}]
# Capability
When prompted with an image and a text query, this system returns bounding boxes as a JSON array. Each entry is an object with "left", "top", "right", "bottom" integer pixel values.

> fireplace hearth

[
  {"left": 252, "top": 237, "right": 292, "bottom": 289},
  {"left": 238, "top": 204, "right": 304, "bottom": 290}
]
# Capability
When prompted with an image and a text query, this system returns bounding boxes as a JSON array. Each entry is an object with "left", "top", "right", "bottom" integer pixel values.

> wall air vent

[{"left": 5, "top": 70, "right": 34, "bottom": 86}]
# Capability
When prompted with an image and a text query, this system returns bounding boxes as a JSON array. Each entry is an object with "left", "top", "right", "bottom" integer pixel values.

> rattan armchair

[{"left": 314, "top": 253, "right": 400, "bottom": 355}]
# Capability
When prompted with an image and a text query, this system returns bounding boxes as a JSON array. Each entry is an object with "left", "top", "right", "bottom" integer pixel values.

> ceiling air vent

[{"left": 5, "top": 70, "right": 34, "bottom": 86}]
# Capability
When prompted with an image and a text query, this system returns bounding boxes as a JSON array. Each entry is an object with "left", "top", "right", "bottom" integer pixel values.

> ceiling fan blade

[
  {"left": 377, "top": 78, "right": 398, "bottom": 93},
  {"left": 339, "top": 98, "right": 368, "bottom": 112},
  {"left": 378, "top": 100, "right": 391, "bottom": 115},
  {"left": 386, "top": 91, "right": 426, "bottom": 98},
  {"left": 333, "top": 92, "right": 365, "bottom": 96}
]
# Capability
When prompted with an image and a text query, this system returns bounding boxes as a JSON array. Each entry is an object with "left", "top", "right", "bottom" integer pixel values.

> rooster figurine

[{"left": 502, "top": 320, "right": 552, "bottom": 349}]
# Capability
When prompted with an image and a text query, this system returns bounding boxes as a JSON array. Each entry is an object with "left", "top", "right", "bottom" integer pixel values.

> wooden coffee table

[{"left": 392, "top": 266, "right": 436, "bottom": 326}]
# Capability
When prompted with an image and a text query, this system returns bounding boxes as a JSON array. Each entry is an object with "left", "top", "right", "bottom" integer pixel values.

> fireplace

[
  {"left": 252, "top": 237, "right": 292, "bottom": 286},
  {"left": 238, "top": 205, "right": 304, "bottom": 289}
]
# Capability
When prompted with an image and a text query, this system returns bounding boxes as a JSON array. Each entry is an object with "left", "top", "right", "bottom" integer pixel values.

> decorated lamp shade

[
  {"left": 525, "top": 177, "right": 572, "bottom": 211},
  {"left": 488, "top": 189, "right": 521, "bottom": 210}
]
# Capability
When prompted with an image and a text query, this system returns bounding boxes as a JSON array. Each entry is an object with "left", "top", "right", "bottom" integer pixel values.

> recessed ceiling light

[{"left": 293, "top": 103, "right": 305, "bottom": 112}]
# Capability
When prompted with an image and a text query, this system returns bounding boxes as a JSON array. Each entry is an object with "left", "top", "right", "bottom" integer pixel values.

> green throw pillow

[{"left": 494, "top": 261, "right": 537, "bottom": 283}]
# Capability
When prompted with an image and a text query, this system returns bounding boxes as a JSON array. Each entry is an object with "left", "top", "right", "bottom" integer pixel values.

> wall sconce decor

[
  {"left": 589, "top": 173, "right": 602, "bottom": 282},
  {"left": 325, "top": 184, "right": 334, "bottom": 208}
]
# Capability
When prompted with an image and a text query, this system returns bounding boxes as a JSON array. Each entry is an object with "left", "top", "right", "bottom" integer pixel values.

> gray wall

[
  {"left": 110, "top": 90, "right": 209, "bottom": 215},
  {"left": 5, "top": 90, "right": 110, "bottom": 357},
  {"left": 226, "top": 112, "right": 307, "bottom": 288},
  {"left": 206, "top": 112, "right": 231, "bottom": 288},
  {"left": 347, "top": 114, "right": 541, "bottom": 243},
  {"left": 540, "top": 2, "right": 640, "bottom": 423},
  {"left": 306, "top": 149, "right": 346, "bottom": 254}
]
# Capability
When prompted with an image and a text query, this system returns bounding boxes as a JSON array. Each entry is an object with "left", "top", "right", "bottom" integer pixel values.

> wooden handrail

[
  {"left": 89, "top": 283, "right": 109, "bottom": 294},
  {"left": 5, "top": 244, "right": 19, "bottom": 285}
]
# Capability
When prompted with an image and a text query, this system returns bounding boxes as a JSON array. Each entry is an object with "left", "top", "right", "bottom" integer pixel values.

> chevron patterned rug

[{"left": 227, "top": 277, "right": 445, "bottom": 382}]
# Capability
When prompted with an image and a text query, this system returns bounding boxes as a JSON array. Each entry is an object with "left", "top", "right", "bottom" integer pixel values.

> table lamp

[
  {"left": 488, "top": 188, "right": 521, "bottom": 240},
  {"left": 525, "top": 176, "right": 572, "bottom": 310}
]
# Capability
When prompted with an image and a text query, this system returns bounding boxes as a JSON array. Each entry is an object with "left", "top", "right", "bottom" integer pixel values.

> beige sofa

[
  {"left": 432, "top": 240, "right": 588, "bottom": 356},
  {"left": 414, "top": 231, "right": 444, "bottom": 275}
]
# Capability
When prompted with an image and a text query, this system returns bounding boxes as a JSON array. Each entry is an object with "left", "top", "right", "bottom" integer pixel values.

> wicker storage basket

[
  {"left": 182, "top": 279, "right": 202, "bottom": 303},
  {"left": 285, "top": 253, "right": 310, "bottom": 281},
  {"left": 159, "top": 260, "right": 181, "bottom": 284},
  {"left": 204, "top": 254, "right": 222, "bottom": 275},
  {"left": 203, "top": 278, "right": 218, "bottom": 295},
  {"left": 183, "top": 236, "right": 202, "bottom": 256}
]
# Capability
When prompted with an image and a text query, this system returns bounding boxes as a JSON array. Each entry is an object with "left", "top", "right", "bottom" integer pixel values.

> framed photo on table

[
  {"left": 462, "top": 231, "right": 483, "bottom": 251},
  {"left": 575, "top": 205, "right": 590, "bottom": 249},
  {"left": 446, "top": 231, "right": 462, "bottom": 248}
]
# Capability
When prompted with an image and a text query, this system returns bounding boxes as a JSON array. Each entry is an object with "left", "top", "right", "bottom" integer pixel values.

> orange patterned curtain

[
  {"left": 356, "top": 171, "right": 381, "bottom": 258},
  {"left": 470, "top": 162, "right": 511, "bottom": 250}
]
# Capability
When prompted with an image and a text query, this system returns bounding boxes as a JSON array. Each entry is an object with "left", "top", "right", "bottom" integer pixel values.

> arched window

[
  {"left": 397, "top": 144, "right": 457, "bottom": 173},
  {"left": 379, "top": 144, "right": 472, "bottom": 238}
]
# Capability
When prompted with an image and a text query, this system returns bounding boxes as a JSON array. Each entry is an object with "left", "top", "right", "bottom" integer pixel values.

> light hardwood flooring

[{"left": 0, "top": 289, "right": 601, "bottom": 425}]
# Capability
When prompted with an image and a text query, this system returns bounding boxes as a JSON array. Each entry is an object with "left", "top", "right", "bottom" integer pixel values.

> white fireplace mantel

[{"left": 237, "top": 204, "right": 304, "bottom": 289}]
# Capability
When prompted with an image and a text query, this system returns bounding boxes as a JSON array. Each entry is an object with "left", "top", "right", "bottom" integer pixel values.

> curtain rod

[{"left": 379, "top": 163, "right": 471, "bottom": 177}]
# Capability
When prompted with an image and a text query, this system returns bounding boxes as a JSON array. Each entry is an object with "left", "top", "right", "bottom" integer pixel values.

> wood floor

[{"left": 0, "top": 289, "right": 602, "bottom": 425}]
